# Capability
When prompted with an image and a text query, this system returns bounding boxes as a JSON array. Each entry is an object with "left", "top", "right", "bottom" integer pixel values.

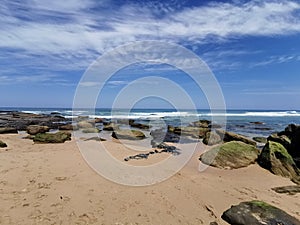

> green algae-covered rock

[
  {"left": 82, "top": 128, "right": 100, "bottom": 133},
  {"left": 258, "top": 141, "right": 300, "bottom": 183},
  {"left": 112, "top": 129, "right": 145, "bottom": 140},
  {"left": 199, "top": 141, "right": 259, "bottom": 169},
  {"left": 253, "top": 136, "right": 267, "bottom": 143},
  {"left": 202, "top": 131, "right": 222, "bottom": 146},
  {"left": 216, "top": 129, "right": 256, "bottom": 146},
  {"left": 222, "top": 200, "right": 300, "bottom": 225},
  {"left": 33, "top": 132, "right": 71, "bottom": 143}
]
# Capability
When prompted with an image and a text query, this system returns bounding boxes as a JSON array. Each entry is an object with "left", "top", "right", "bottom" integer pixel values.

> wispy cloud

[
  {"left": 253, "top": 54, "right": 300, "bottom": 66},
  {"left": 1, "top": 0, "right": 300, "bottom": 81}
]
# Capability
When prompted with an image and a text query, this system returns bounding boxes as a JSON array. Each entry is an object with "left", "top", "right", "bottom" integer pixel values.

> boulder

[
  {"left": 77, "top": 121, "right": 94, "bottom": 129},
  {"left": 130, "top": 122, "right": 150, "bottom": 130},
  {"left": 282, "top": 124, "right": 300, "bottom": 160},
  {"left": 0, "top": 127, "right": 18, "bottom": 134},
  {"left": 190, "top": 120, "right": 211, "bottom": 128},
  {"left": 82, "top": 128, "right": 100, "bottom": 133},
  {"left": 112, "top": 129, "right": 145, "bottom": 140},
  {"left": 202, "top": 131, "right": 222, "bottom": 146},
  {"left": 216, "top": 129, "right": 256, "bottom": 146},
  {"left": 267, "top": 133, "right": 291, "bottom": 150},
  {"left": 26, "top": 125, "right": 50, "bottom": 135},
  {"left": 222, "top": 200, "right": 300, "bottom": 225},
  {"left": 103, "top": 123, "right": 118, "bottom": 131},
  {"left": 272, "top": 185, "right": 300, "bottom": 195},
  {"left": 199, "top": 141, "right": 259, "bottom": 169},
  {"left": 0, "top": 140, "right": 7, "bottom": 148},
  {"left": 258, "top": 141, "right": 300, "bottom": 184},
  {"left": 172, "top": 126, "right": 210, "bottom": 139},
  {"left": 33, "top": 132, "right": 71, "bottom": 143},
  {"left": 59, "top": 124, "right": 78, "bottom": 131},
  {"left": 151, "top": 128, "right": 180, "bottom": 143},
  {"left": 253, "top": 136, "right": 267, "bottom": 143},
  {"left": 94, "top": 118, "right": 104, "bottom": 123}
]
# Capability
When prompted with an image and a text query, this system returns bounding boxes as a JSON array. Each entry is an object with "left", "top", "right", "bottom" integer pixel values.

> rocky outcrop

[
  {"left": 267, "top": 133, "right": 291, "bottom": 151},
  {"left": 33, "top": 132, "right": 71, "bottom": 143},
  {"left": 0, "top": 127, "right": 18, "bottom": 134},
  {"left": 190, "top": 119, "right": 211, "bottom": 128},
  {"left": 0, "top": 111, "right": 69, "bottom": 130},
  {"left": 26, "top": 125, "right": 50, "bottom": 135},
  {"left": 112, "top": 129, "right": 145, "bottom": 140},
  {"left": 0, "top": 140, "right": 7, "bottom": 148},
  {"left": 199, "top": 141, "right": 259, "bottom": 169},
  {"left": 222, "top": 200, "right": 300, "bottom": 225},
  {"left": 151, "top": 128, "right": 180, "bottom": 143},
  {"left": 82, "top": 128, "right": 100, "bottom": 133},
  {"left": 258, "top": 141, "right": 300, "bottom": 184},
  {"left": 59, "top": 124, "right": 78, "bottom": 131},
  {"left": 279, "top": 124, "right": 300, "bottom": 166},
  {"left": 215, "top": 129, "right": 256, "bottom": 146},
  {"left": 202, "top": 131, "right": 222, "bottom": 146},
  {"left": 77, "top": 121, "right": 94, "bottom": 129},
  {"left": 253, "top": 136, "right": 267, "bottom": 143},
  {"left": 169, "top": 125, "right": 210, "bottom": 139},
  {"left": 130, "top": 122, "right": 150, "bottom": 130},
  {"left": 103, "top": 123, "right": 118, "bottom": 131}
]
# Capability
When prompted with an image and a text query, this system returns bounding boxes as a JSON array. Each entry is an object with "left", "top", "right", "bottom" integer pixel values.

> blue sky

[{"left": 1, "top": 0, "right": 300, "bottom": 109}]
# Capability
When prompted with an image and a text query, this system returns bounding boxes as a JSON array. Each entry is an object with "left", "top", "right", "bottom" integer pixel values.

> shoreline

[{"left": 0, "top": 111, "right": 300, "bottom": 224}]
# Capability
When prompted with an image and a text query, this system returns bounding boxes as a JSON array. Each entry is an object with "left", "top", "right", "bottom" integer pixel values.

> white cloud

[{"left": 0, "top": 0, "right": 300, "bottom": 75}]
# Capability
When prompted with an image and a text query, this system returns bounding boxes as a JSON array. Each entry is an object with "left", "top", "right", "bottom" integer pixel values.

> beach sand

[{"left": 0, "top": 133, "right": 299, "bottom": 225}]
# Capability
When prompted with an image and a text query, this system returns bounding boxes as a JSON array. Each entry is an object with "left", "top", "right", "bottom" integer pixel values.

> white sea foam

[{"left": 198, "top": 111, "right": 300, "bottom": 117}]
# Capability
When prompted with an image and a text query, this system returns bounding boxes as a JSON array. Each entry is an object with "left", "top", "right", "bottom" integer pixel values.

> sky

[{"left": 1, "top": 0, "right": 300, "bottom": 109}]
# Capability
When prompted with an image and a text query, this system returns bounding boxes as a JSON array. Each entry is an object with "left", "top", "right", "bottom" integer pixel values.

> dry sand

[{"left": 0, "top": 133, "right": 299, "bottom": 225}]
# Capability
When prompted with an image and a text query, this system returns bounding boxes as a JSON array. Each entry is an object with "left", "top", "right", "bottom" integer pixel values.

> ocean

[{"left": 1, "top": 107, "right": 300, "bottom": 138}]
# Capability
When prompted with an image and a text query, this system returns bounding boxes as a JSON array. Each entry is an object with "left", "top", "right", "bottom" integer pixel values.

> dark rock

[
  {"left": 222, "top": 200, "right": 300, "bottom": 225},
  {"left": 209, "top": 222, "right": 218, "bottom": 225},
  {"left": 254, "top": 127, "right": 272, "bottom": 131},
  {"left": 253, "top": 137, "right": 267, "bottom": 143},
  {"left": 202, "top": 131, "right": 222, "bottom": 146},
  {"left": 59, "top": 124, "right": 78, "bottom": 131},
  {"left": 258, "top": 141, "right": 300, "bottom": 184},
  {"left": 82, "top": 128, "right": 100, "bottom": 133},
  {"left": 0, "top": 140, "right": 7, "bottom": 148},
  {"left": 112, "top": 129, "right": 145, "bottom": 140},
  {"left": 130, "top": 122, "right": 150, "bottom": 130},
  {"left": 103, "top": 123, "right": 118, "bottom": 131},
  {"left": 272, "top": 185, "right": 300, "bottom": 195},
  {"left": 0, "top": 111, "right": 69, "bottom": 130},
  {"left": 215, "top": 129, "right": 256, "bottom": 146},
  {"left": 84, "top": 137, "right": 106, "bottom": 142},
  {"left": 33, "top": 132, "right": 71, "bottom": 143},
  {"left": 250, "top": 121, "right": 265, "bottom": 125},
  {"left": 208, "top": 123, "right": 222, "bottom": 129},
  {"left": 151, "top": 129, "right": 180, "bottom": 143},
  {"left": 0, "top": 127, "right": 18, "bottom": 134},
  {"left": 190, "top": 120, "right": 211, "bottom": 128},
  {"left": 267, "top": 133, "right": 291, "bottom": 150},
  {"left": 200, "top": 141, "right": 259, "bottom": 169},
  {"left": 94, "top": 118, "right": 104, "bottom": 123},
  {"left": 26, "top": 125, "right": 50, "bottom": 135},
  {"left": 283, "top": 124, "right": 300, "bottom": 160},
  {"left": 172, "top": 126, "right": 210, "bottom": 139}
]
